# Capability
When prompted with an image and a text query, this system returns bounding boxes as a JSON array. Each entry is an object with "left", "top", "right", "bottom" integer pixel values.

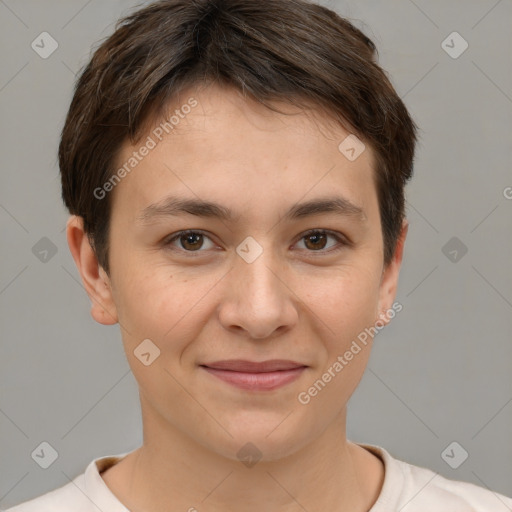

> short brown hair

[{"left": 59, "top": 0, "right": 418, "bottom": 276}]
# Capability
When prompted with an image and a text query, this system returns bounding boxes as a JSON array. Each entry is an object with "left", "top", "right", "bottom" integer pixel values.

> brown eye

[
  {"left": 165, "top": 230, "right": 215, "bottom": 253},
  {"left": 179, "top": 232, "right": 203, "bottom": 251},
  {"left": 164, "top": 229, "right": 347, "bottom": 256},
  {"left": 304, "top": 232, "right": 328, "bottom": 250},
  {"left": 296, "top": 229, "right": 347, "bottom": 253}
]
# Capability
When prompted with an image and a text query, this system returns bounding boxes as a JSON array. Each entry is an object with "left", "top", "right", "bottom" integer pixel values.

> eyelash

[{"left": 163, "top": 229, "right": 349, "bottom": 256}]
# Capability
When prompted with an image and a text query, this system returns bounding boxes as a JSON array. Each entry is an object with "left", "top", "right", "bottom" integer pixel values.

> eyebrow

[{"left": 136, "top": 195, "right": 366, "bottom": 224}]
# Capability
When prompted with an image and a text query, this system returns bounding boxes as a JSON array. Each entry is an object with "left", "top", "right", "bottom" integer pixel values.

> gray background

[{"left": 1, "top": 0, "right": 511, "bottom": 508}]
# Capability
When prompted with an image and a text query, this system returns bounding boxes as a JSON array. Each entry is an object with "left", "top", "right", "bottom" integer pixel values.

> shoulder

[
  {"left": 401, "top": 459, "right": 512, "bottom": 511},
  {"left": 360, "top": 443, "right": 512, "bottom": 512},
  {"left": 2, "top": 474, "right": 89, "bottom": 512},
  {"left": 3, "top": 452, "right": 129, "bottom": 512}
]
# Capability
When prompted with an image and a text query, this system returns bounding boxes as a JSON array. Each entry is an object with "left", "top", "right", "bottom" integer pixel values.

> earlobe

[
  {"left": 66, "top": 215, "right": 118, "bottom": 325},
  {"left": 376, "top": 219, "right": 408, "bottom": 325}
]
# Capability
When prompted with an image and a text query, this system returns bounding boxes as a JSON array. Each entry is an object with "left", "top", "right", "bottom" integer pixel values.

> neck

[{"left": 103, "top": 403, "right": 384, "bottom": 512}]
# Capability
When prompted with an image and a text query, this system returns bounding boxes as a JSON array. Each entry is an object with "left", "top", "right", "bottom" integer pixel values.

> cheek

[
  {"left": 110, "top": 261, "right": 174, "bottom": 343},
  {"left": 304, "top": 263, "right": 381, "bottom": 337},
  {"left": 115, "top": 266, "right": 215, "bottom": 353},
  {"left": 296, "top": 269, "right": 380, "bottom": 421},
  {"left": 114, "top": 272, "right": 189, "bottom": 398}
]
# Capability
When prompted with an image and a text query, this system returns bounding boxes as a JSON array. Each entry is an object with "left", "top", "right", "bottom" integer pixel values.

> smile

[{"left": 200, "top": 360, "right": 307, "bottom": 391}]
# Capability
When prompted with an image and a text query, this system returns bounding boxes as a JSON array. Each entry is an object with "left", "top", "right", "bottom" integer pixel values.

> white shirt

[{"left": 4, "top": 444, "right": 512, "bottom": 511}]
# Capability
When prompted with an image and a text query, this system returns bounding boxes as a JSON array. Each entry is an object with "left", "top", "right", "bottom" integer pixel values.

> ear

[
  {"left": 66, "top": 215, "right": 118, "bottom": 325},
  {"left": 376, "top": 219, "right": 408, "bottom": 325}
]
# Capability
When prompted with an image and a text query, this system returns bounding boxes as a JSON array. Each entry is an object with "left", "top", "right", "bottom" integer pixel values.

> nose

[{"left": 217, "top": 244, "right": 298, "bottom": 339}]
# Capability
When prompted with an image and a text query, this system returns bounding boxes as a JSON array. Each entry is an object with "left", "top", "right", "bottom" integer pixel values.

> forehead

[{"left": 109, "top": 84, "right": 378, "bottom": 224}]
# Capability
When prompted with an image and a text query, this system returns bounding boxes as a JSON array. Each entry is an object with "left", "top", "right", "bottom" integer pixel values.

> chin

[{"left": 205, "top": 416, "right": 312, "bottom": 463}]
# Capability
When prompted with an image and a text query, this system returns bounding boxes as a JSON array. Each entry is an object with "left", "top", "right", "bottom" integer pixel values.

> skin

[{"left": 67, "top": 83, "right": 408, "bottom": 512}]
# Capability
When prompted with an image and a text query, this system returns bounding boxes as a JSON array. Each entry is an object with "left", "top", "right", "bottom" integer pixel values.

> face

[{"left": 70, "top": 84, "right": 406, "bottom": 462}]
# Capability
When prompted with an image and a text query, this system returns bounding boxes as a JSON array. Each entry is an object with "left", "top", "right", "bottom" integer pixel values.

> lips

[
  {"left": 201, "top": 359, "right": 306, "bottom": 372},
  {"left": 200, "top": 360, "right": 307, "bottom": 391}
]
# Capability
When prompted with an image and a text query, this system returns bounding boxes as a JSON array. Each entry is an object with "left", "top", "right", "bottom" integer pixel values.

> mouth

[{"left": 199, "top": 359, "right": 308, "bottom": 391}]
